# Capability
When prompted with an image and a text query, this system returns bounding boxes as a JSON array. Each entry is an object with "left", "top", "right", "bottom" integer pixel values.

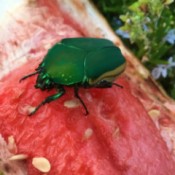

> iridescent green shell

[
  {"left": 41, "top": 38, "right": 126, "bottom": 86},
  {"left": 20, "top": 38, "right": 126, "bottom": 116}
]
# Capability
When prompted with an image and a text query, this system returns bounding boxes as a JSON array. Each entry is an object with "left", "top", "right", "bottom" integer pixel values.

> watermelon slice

[
  {"left": 0, "top": 58, "right": 175, "bottom": 174},
  {"left": 0, "top": 0, "right": 175, "bottom": 175}
]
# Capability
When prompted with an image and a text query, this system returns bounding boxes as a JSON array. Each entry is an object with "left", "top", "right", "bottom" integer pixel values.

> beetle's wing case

[
  {"left": 43, "top": 43, "right": 86, "bottom": 85},
  {"left": 61, "top": 38, "right": 114, "bottom": 52},
  {"left": 85, "top": 46, "right": 126, "bottom": 85}
]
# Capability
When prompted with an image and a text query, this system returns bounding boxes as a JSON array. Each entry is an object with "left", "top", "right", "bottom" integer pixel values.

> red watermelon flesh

[
  {"left": 0, "top": 0, "right": 175, "bottom": 174},
  {"left": 0, "top": 58, "right": 175, "bottom": 175}
]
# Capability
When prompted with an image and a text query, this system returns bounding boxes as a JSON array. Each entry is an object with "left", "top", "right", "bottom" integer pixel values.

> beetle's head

[{"left": 35, "top": 72, "right": 54, "bottom": 91}]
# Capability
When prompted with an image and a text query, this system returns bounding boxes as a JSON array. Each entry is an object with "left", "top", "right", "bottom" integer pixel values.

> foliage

[
  {"left": 93, "top": 0, "right": 175, "bottom": 98},
  {"left": 93, "top": 0, "right": 135, "bottom": 28}
]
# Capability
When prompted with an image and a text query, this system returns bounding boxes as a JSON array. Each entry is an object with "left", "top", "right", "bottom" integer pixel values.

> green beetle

[{"left": 20, "top": 38, "right": 126, "bottom": 115}]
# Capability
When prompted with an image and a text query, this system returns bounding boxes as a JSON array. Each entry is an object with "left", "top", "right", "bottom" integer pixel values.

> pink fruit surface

[
  {"left": 0, "top": 58, "right": 175, "bottom": 174},
  {"left": 1, "top": 0, "right": 175, "bottom": 174}
]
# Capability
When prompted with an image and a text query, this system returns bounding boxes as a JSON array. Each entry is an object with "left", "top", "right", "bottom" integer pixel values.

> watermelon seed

[
  {"left": 148, "top": 109, "right": 160, "bottom": 119},
  {"left": 9, "top": 154, "right": 28, "bottom": 161},
  {"left": 7, "top": 136, "right": 17, "bottom": 154},
  {"left": 32, "top": 157, "right": 51, "bottom": 173},
  {"left": 83, "top": 128, "right": 93, "bottom": 140},
  {"left": 18, "top": 104, "right": 36, "bottom": 115},
  {"left": 27, "top": 106, "right": 36, "bottom": 115},
  {"left": 64, "top": 99, "right": 81, "bottom": 108}
]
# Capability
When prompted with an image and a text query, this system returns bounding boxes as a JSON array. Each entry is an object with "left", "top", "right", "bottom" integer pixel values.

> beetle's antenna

[
  {"left": 112, "top": 83, "right": 123, "bottom": 88},
  {"left": 19, "top": 71, "right": 39, "bottom": 82}
]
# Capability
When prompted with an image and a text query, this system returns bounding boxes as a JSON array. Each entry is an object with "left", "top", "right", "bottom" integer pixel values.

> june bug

[{"left": 20, "top": 38, "right": 126, "bottom": 115}]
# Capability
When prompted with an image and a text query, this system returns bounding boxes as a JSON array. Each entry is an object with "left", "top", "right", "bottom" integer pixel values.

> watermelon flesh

[
  {"left": 0, "top": 58, "right": 175, "bottom": 175},
  {"left": 1, "top": 0, "right": 175, "bottom": 174}
]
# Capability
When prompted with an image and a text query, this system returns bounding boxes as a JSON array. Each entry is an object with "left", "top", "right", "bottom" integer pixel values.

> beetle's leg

[
  {"left": 74, "top": 86, "right": 89, "bottom": 115},
  {"left": 19, "top": 71, "right": 39, "bottom": 82},
  {"left": 29, "top": 87, "right": 65, "bottom": 116},
  {"left": 112, "top": 82, "right": 123, "bottom": 88}
]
